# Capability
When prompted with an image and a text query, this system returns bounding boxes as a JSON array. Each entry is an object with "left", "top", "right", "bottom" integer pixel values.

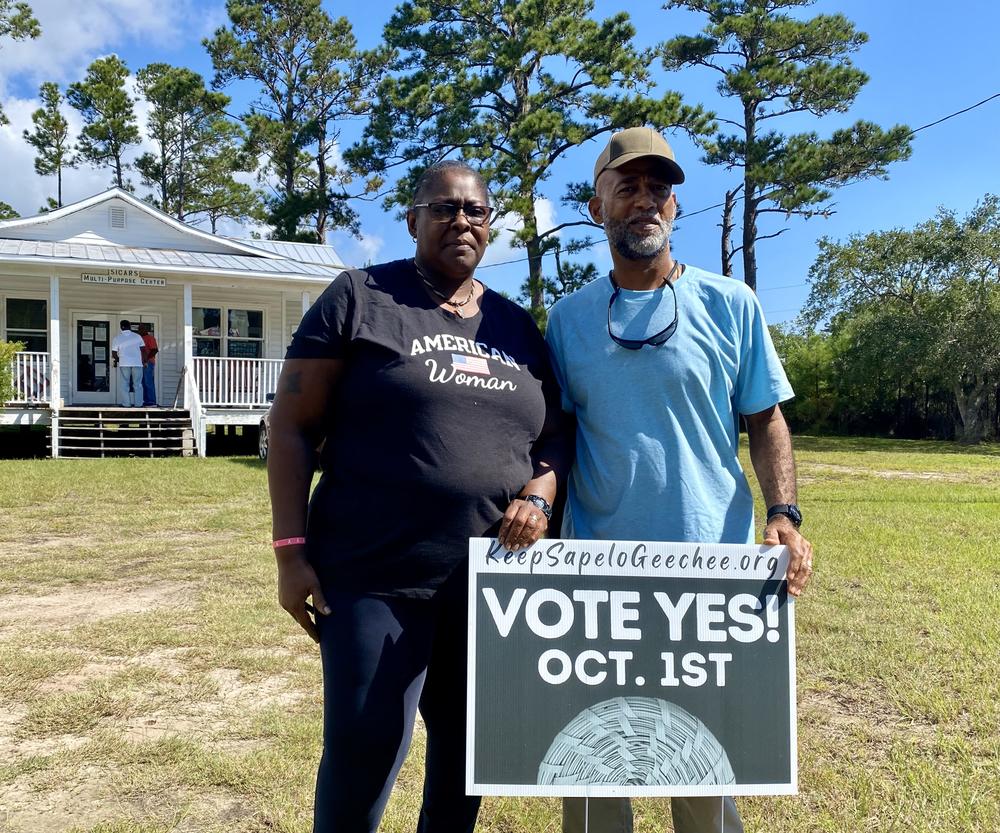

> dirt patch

[
  {"left": 112, "top": 668, "right": 306, "bottom": 743},
  {"left": 0, "top": 662, "right": 305, "bottom": 829},
  {"left": 800, "top": 687, "right": 942, "bottom": 757},
  {"left": 800, "top": 462, "right": 993, "bottom": 483},
  {"left": 4, "top": 533, "right": 96, "bottom": 550},
  {"left": 207, "top": 668, "right": 303, "bottom": 707},
  {"left": 0, "top": 582, "right": 194, "bottom": 631},
  {"left": 0, "top": 765, "right": 119, "bottom": 833},
  {"left": 35, "top": 648, "right": 194, "bottom": 694},
  {"left": 0, "top": 767, "right": 250, "bottom": 833}
]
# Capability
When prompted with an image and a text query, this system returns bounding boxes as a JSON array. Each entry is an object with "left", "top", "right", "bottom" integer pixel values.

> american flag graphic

[{"left": 451, "top": 353, "right": 491, "bottom": 375}]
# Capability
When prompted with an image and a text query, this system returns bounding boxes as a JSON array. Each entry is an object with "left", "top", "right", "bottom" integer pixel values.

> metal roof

[
  {"left": 0, "top": 188, "right": 285, "bottom": 259},
  {"left": 229, "top": 237, "right": 348, "bottom": 268},
  {"left": 0, "top": 238, "right": 344, "bottom": 279}
]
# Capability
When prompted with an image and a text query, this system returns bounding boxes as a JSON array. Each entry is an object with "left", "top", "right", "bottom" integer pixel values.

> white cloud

[
  {"left": 534, "top": 197, "right": 557, "bottom": 236},
  {"left": 333, "top": 231, "right": 382, "bottom": 267},
  {"left": 0, "top": 67, "right": 176, "bottom": 217},
  {"left": 0, "top": 94, "right": 111, "bottom": 216},
  {"left": 0, "top": 0, "right": 204, "bottom": 92},
  {"left": 479, "top": 197, "right": 558, "bottom": 267}
]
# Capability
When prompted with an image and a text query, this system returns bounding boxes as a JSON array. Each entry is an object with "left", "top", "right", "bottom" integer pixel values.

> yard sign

[{"left": 466, "top": 537, "right": 797, "bottom": 798}]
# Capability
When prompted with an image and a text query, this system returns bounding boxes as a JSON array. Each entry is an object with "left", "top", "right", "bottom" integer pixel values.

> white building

[{"left": 0, "top": 188, "right": 346, "bottom": 456}]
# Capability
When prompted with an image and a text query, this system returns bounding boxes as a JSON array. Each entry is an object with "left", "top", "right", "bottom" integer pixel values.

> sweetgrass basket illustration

[{"left": 537, "top": 696, "right": 735, "bottom": 786}]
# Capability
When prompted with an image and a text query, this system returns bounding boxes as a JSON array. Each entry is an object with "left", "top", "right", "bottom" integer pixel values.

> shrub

[{"left": 0, "top": 341, "right": 27, "bottom": 404}]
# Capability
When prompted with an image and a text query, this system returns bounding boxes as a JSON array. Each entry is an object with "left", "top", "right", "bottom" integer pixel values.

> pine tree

[
  {"left": 661, "top": 0, "right": 912, "bottom": 291},
  {"left": 67, "top": 55, "right": 140, "bottom": 189},
  {"left": 350, "top": 0, "right": 713, "bottom": 321},
  {"left": 188, "top": 147, "right": 265, "bottom": 234},
  {"left": 135, "top": 63, "right": 244, "bottom": 221},
  {"left": 23, "top": 82, "right": 76, "bottom": 208},
  {"left": 205, "top": 0, "right": 375, "bottom": 242},
  {"left": 0, "top": 1, "right": 40, "bottom": 125}
]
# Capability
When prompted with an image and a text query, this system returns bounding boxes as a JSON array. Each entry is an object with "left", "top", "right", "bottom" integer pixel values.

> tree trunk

[
  {"left": 526, "top": 230, "right": 544, "bottom": 320},
  {"left": 741, "top": 103, "right": 758, "bottom": 293},
  {"left": 954, "top": 378, "right": 988, "bottom": 444},
  {"left": 57, "top": 165, "right": 62, "bottom": 208},
  {"left": 177, "top": 121, "right": 187, "bottom": 222},
  {"left": 161, "top": 154, "right": 170, "bottom": 216},
  {"left": 742, "top": 192, "right": 758, "bottom": 293},
  {"left": 316, "top": 131, "right": 328, "bottom": 243},
  {"left": 721, "top": 188, "right": 737, "bottom": 277}
]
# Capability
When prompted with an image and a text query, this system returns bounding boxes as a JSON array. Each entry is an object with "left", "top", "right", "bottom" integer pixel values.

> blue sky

[{"left": 1, "top": 0, "right": 997, "bottom": 324}]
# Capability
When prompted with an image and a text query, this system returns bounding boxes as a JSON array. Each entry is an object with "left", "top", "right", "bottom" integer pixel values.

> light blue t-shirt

[{"left": 545, "top": 265, "right": 793, "bottom": 545}]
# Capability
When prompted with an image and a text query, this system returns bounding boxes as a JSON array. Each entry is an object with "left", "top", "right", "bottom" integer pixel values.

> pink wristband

[{"left": 273, "top": 536, "right": 306, "bottom": 549}]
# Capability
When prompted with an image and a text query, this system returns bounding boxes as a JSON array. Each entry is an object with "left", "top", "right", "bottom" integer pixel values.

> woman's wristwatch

[{"left": 522, "top": 494, "right": 553, "bottom": 520}]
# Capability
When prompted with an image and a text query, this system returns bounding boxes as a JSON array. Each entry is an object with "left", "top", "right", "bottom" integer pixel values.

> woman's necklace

[{"left": 413, "top": 260, "right": 477, "bottom": 318}]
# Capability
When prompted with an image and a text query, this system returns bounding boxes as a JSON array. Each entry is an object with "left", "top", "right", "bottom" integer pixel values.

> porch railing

[
  {"left": 5, "top": 351, "right": 50, "bottom": 404},
  {"left": 192, "top": 356, "right": 283, "bottom": 407}
]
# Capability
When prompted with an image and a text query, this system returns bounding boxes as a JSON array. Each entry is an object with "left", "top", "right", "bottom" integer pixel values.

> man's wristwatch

[
  {"left": 766, "top": 504, "right": 802, "bottom": 528},
  {"left": 522, "top": 494, "right": 553, "bottom": 520}
]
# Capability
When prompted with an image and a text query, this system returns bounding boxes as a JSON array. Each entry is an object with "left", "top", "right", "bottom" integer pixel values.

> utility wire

[{"left": 478, "top": 92, "right": 1000, "bottom": 270}]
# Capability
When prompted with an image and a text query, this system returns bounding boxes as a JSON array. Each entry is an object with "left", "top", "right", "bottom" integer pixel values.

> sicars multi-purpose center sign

[{"left": 467, "top": 537, "right": 797, "bottom": 798}]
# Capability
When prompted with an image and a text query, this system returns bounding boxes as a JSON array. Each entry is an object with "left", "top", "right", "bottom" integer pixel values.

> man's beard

[{"left": 605, "top": 210, "right": 674, "bottom": 261}]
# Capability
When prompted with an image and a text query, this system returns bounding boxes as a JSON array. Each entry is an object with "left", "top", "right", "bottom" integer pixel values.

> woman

[{"left": 267, "top": 160, "right": 568, "bottom": 833}]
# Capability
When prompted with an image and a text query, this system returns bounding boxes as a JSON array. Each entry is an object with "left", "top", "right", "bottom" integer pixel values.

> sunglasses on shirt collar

[{"left": 606, "top": 265, "right": 680, "bottom": 350}]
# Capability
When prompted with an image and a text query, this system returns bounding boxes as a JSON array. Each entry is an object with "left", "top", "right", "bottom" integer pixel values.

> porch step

[{"left": 52, "top": 407, "right": 194, "bottom": 458}]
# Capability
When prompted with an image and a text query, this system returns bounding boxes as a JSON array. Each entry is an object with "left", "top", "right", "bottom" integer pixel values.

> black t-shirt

[{"left": 286, "top": 259, "right": 559, "bottom": 597}]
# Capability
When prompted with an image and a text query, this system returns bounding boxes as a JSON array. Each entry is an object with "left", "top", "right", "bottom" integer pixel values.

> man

[
  {"left": 137, "top": 322, "right": 158, "bottom": 406},
  {"left": 110, "top": 319, "right": 146, "bottom": 408},
  {"left": 546, "top": 127, "right": 814, "bottom": 833}
]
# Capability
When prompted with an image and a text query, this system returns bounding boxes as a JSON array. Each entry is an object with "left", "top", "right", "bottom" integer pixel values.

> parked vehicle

[{"left": 258, "top": 393, "right": 274, "bottom": 460}]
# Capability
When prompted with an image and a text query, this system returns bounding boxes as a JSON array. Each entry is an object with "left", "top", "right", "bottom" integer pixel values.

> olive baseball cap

[{"left": 593, "top": 127, "right": 685, "bottom": 186}]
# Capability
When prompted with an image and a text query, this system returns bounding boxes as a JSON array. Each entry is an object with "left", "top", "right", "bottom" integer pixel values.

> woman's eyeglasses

[{"left": 413, "top": 202, "right": 493, "bottom": 227}]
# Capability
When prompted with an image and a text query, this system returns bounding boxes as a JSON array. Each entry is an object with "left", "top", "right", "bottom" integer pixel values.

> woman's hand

[
  {"left": 498, "top": 498, "right": 549, "bottom": 551},
  {"left": 276, "top": 547, "right": 330, "bottom": 643}
]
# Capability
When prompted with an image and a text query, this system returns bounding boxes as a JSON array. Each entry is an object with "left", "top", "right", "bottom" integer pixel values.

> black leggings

[{"left": 313, "top": 583, "right": 481, "bottom": 833}]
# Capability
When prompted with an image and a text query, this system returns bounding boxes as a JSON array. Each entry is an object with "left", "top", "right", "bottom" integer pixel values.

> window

[
  {"left": 193, "top": 305, "right": 263, "bottom": 358},
  {"left": 227, "top": 308, "right": 263, "bottom": 358},
  {"left": 5, "top": 298, "right": 48, "bottom": 352},
  {"left": 193, "top": 306, "right": 221, "bottom": 357}
]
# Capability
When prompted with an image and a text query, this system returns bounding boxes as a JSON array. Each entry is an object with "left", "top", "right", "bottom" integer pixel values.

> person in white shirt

[{"left": 111, "top": 320, "right": 147, "bottom": 407}]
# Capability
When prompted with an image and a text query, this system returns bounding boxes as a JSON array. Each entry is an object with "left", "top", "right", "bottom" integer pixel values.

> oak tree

[{"left": 804, "top": 196, "right": 1000, "bottom": 443}]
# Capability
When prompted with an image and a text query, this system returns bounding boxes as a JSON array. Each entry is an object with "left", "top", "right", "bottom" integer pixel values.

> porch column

[
  {"left": 301, "top": 291, "right": 310, "bottom": 317},
  {"left": 48, "top": 275, "right": 60, "bottom": 408},
  {"left": 183, "top": 283, "right": 193, "bottom": 407}
]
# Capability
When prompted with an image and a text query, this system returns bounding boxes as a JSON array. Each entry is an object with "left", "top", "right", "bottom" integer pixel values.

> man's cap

[{"left": 593, "top": 127, "right": 685, "bottom": 187}]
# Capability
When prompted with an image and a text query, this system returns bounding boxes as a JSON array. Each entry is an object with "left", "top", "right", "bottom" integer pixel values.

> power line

[
  {"left": 682, "top": 92, "right": 1000, "bottom": 221},
  {"left": 757, "top": 280, "right": 809, "bottom": 291},
  {"left": 479, "top": 91, "right": 1000, "bottom": 271},
  {"left": 910, "top": 92, "right": 1000, "bottom": 134}
]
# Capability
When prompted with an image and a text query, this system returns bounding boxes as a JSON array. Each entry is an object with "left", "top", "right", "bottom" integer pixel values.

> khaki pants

[{"left": 562, "top": 797, "right": 744, "bottom": 833}]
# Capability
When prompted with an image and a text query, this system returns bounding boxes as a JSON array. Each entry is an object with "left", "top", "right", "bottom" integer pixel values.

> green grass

[{"left": 0, "top": 441, "right": 997, "bottom": 832}]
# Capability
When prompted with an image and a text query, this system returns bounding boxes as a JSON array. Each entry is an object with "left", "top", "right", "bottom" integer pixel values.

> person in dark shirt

[
  {"left": 267, "top": 160, "right": 570, "bottom": 833},
  {"left": 137, "top": 323, "right": 158, "bottom": 406}
]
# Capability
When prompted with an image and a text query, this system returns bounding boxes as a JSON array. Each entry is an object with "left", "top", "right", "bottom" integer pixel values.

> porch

[{"left": 3, "top": 353, "right": 283, "bottom": 456}]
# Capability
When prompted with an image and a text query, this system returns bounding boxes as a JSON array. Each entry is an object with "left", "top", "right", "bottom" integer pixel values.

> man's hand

[
  {"left": 763, "top": 516, "right": 813, "bottom": 597},
  {"left": 275, "top": 547, "right": 330, "bottom": 642}
]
